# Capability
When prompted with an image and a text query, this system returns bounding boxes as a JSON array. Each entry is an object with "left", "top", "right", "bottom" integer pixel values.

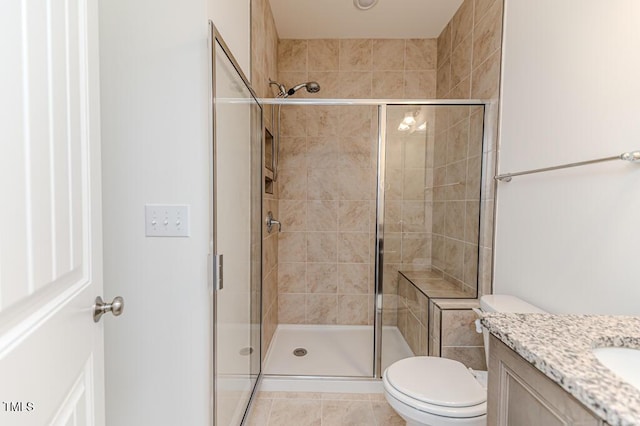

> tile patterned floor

[{"left": 245, "top": 391, "right": 405, "bottom": 426}]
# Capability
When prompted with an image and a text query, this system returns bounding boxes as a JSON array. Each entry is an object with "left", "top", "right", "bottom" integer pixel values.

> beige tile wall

[
  {"left": 435, "top": 0, "right": 504, "bottom": 297},
  {"left": 278, "top": 38, "right": 437, "bottom": 100},
  {"left": 251, "top": 0, "right": 280, "bottom": 357},
  {"left": 276, "top": 104, "right": 377, "bottom": 325},
  {"left": 276, "top": 39, "right": 438, "bottom": 325},
  {"left": 430, "top": 105, "right": 483, "bottom": 293},
  {"left": 430, "top": 300, "right": 486, "bottom": 370},
  {"left": 397, "top": 274, "right": 429, "bottom": 355}
]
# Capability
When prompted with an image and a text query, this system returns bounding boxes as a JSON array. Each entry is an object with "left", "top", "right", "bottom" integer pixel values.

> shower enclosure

[
  {"left": 261, "top": 99, "right": 490, "bottom": 380},
  {"left": 209, "top": 21, "right": 494, "bottom": 425}
]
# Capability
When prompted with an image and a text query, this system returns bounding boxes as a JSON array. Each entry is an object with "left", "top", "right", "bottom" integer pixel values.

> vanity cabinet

[{"left": 487, "top": 335, "right": 608, "bottom": 426}]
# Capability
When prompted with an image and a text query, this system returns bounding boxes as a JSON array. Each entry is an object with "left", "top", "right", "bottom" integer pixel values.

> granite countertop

[{"left": 482, "top": 313, "right": 640, "bottom": 426}]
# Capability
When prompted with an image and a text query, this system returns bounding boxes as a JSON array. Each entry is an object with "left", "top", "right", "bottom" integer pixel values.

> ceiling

[{"left": 269, "top": 0, "right": 464, "bottom": 39}]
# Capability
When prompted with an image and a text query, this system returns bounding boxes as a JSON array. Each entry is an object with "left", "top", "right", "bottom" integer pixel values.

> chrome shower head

[
  {"left": 286, "top": 81, "right": 321, "bottom": 97},
  {"left": 304, "top": 81, "right": 321, "bottom": 93}
]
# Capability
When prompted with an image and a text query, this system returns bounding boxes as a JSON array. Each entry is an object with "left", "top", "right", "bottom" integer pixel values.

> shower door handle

[{"left": 213, "top": 254, "right": 223, "bottom": 290}]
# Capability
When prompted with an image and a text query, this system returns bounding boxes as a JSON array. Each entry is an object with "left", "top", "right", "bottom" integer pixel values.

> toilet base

[{"left": 384, "top": 391, "right": 486, "bottom": 426}]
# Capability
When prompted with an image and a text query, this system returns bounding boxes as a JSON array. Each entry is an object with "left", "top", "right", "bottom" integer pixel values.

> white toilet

[{"left": 383, "top": 295, "right": 546, "bottom": 426}]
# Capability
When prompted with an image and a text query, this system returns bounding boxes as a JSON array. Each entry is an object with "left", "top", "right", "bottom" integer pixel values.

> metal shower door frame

[{"left": 208, "top": 21, "right": 264, "bottom": 425}]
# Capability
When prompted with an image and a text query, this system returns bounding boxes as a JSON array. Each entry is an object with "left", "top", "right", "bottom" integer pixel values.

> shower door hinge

[{"left": 213, "top": 254, "right": 223, "bottom": 291}]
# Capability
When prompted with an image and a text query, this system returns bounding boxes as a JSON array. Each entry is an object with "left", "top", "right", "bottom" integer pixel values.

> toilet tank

[
  {"left": 479, "top": 295, "right": 547, "bottom": 369},
  {"left": 480, "top": 295, "right": 547, "bottom": 314}
]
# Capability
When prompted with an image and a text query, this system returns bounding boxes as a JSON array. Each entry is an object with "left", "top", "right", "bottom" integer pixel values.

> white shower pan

[{"left": 263, "top": 324, "right": 413, "bottom": 377}]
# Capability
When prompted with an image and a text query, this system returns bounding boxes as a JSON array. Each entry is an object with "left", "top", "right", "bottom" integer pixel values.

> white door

[{"left": 0, "top": 0, "right": 106, "bottom": 425}]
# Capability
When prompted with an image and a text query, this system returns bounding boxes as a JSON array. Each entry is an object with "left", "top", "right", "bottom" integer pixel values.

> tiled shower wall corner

[
  {"left": 436, "top": 0, "right": 504, "bottom": 297},
  {"left": 277, "top": 38, "right": 438, "bottom": 325},
  {"left": 251, "top": 0, "right": 280, "bottom": 357},
  {"left": 430, "top": 104, "right": 483, "bottom": 293}
]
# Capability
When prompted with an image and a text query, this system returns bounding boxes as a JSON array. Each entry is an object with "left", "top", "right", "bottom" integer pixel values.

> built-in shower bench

[
  {"left": 399, "top": 270, "right": 474, "bottom": 299},
  {"left": 396, "top": 270, "right": 486, "bottom": 370}
]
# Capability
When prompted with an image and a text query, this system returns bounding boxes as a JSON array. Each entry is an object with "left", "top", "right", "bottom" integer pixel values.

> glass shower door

[
  {"left": 211, "top": 23, "right": 262, "bottom": 425},
  {"left": 377, "top": 104, "right": 484, "bottom": 375}
]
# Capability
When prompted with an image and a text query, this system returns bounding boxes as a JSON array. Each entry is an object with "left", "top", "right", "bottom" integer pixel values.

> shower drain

[{"left": 293, "top": 348, "right": 308, "bottom": 357}]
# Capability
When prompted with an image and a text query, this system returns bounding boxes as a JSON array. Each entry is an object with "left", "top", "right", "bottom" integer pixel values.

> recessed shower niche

[{"left": 264, "top": 127, "right": 274, "bottom": 194}]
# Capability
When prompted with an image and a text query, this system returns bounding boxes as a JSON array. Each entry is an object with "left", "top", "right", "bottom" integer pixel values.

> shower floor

[{"left": 263, "top": 325, "right": 413, "bottom": 377}]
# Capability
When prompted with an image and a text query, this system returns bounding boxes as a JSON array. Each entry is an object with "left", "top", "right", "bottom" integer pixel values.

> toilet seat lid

[{"left": 385, "top": 357, "right": 486, "bottom": 408}]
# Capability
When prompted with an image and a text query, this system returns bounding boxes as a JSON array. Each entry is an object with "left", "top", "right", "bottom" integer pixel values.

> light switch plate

[{"left": 145, "top": 204, "right": 190, "bottom": 237}]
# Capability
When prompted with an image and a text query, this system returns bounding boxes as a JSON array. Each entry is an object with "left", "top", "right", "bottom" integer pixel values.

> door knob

[{"left": 93, "top": 296, "right": 125, "bottom": 322}]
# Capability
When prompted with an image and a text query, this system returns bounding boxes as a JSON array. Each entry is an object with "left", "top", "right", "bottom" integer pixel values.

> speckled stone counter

[{"left": 482, "top": 313, "right": 640, "bottom": 426}]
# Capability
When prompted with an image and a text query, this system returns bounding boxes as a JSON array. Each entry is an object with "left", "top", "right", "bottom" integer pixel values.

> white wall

[
  {"left": 495, "top": 0, "right": 640, "bottom": 314},
  {"left": 99, "top": 0, "right": 250, "bottom": 424},
  {"left": 209, "top": 0, "right": 251, "bottom": 76}
]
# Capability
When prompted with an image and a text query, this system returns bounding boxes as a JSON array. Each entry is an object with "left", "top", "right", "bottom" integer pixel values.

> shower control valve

[{"left": 266, "top": 211, "right": 282, "bottom": 233}]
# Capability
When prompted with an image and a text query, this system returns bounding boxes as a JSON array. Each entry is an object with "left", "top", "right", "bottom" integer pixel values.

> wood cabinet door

[{"left": 487, "top": 336, "right": 604, "bottom": 426}]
